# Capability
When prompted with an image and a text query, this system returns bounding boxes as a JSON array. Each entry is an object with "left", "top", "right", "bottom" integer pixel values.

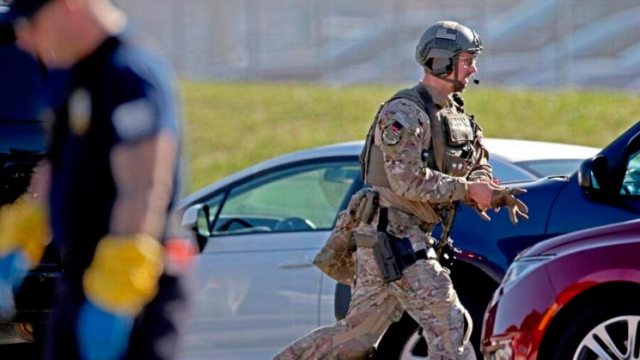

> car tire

[
  {"left": 371, "top": 312, "right": 423, "bottom": 360},
  {"left": 546, "top": 297, "right": 640, "bottom": 360}
]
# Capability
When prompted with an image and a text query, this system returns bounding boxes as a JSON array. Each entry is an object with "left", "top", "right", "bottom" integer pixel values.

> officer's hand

[
  {"left": 467, "top": 181, "right": 500, "bottom": 211},
  {"left": 467, "top": 181, "right": 502, "bottom": 221},
  {"left": 491, "top": 187, "right": 529, "bottom": 224},
  {"left": 76, "top": 300, "right": 135, "bottom": 360},
  {"left": 472, "top": 207, "right": 492, "bottom": 221},
  {"left": 0, "top": 251, "right": 29, "bottom": 320}
]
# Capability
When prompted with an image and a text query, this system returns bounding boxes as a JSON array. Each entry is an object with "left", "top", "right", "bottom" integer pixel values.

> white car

[
  {"left": 177, "top": 139, "right": 598, "bottom": 359},
  {"left": 482, "top": 138, "right": 599, "bottom": 179}
]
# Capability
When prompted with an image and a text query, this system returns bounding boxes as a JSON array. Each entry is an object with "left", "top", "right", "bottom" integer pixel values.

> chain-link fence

[{"left": 117, "top": 0, "right": 640, "bottom": 90}]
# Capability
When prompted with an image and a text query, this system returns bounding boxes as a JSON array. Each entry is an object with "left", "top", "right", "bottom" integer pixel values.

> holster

[
  {"left": 372, "top": 208, "right": 436, "bottom": 283},
  {"left": 373, "top": 230, "right": 403, "bottom": 283}
]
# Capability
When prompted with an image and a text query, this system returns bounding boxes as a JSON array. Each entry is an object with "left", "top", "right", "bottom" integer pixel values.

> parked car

[
  {"left": 0, "top": 17, "right": 54, "bottom": 350},
  {"left": 177, "top": 136, "right": 599, "bottom": 359},
  {"left": 0, "top": 24, "right": 46, "bottom": 207},
  {"left": 480, "top": 138, "right": 600, "bottom": 179},
  {"left": 481, "top": 219, "right": 640, "bottom": 360}
]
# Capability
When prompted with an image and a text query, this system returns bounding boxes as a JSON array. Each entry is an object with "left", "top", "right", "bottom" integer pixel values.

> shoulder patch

[
  {"left": 112, "top": 99, "right": 156, "bottom": 142},
  {"left": 381, "top": 110, "right": 422, "bottom": 146},
  {"left": 382, "top": 121, "right": 403, "bottom": 146}
]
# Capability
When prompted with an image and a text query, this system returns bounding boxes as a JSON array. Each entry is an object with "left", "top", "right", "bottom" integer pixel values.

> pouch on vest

[
  {"left": 313, "top": 211, "right": 356, "bottom": 285},
  {"left": 442, "top": 113, "right": 474, "bottom": 146},
  {"left": 444, "top": 149, "right": 473, "bottom": 177}
]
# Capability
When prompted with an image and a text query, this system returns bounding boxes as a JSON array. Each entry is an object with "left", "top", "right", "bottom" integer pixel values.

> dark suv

[
  {"left": 0, "top": 38, "right": 45, "bottom": 205},
  {"left": 341, "top": 121, "right": 640, "bottom": 359},
  {"left": 0, "top": 21, "right": 57, "bottom": 347}
]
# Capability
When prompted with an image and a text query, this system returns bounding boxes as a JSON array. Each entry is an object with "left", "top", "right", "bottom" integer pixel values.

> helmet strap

[
  {"left": 451, "top": 59, "right": 465, "bottom": 92},
  {"left": 435, "top": 54, "right": 465, "bottom": 92}
]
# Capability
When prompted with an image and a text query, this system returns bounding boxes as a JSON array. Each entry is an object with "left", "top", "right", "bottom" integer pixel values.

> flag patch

[{"left": 436, "top": 27, "right": 457, "bottom": 40}]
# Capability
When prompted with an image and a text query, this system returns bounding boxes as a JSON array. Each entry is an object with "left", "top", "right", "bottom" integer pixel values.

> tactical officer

[
  {"left": 0, "top": 0, "right": 193, "bottom": 359},
  {"left": 274, "top": 20, "right": 527, "bottom": 360}
]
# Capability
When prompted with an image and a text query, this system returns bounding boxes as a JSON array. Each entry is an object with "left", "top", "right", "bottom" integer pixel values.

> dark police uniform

[{"left": 44, "top": 33, "right": 188, "bottom": 360}]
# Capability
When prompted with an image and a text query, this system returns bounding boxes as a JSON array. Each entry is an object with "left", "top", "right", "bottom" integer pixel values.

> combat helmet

[{"left": 415, "top": 20, "right": 482, "bottom": 81}]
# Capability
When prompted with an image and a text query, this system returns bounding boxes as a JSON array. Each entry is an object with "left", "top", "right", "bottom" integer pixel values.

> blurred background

[{"left": 116, "top": 0, "right": 640, "bottom": 90}]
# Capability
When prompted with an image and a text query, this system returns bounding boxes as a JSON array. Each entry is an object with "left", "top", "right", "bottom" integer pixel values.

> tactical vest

[{"left": 360, "top": 84, "right": 479, "bottom": 187}]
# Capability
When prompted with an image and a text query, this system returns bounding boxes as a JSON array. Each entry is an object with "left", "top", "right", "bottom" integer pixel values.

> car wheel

[
  {"left": 548, "top": 298, "right": 640, "bottom": 360},
  {"left": 372, "top": 312, "right": 475, "bottom": 360},
  {"left": 371, "top": 312, "right": 425, "bottom": 360}
]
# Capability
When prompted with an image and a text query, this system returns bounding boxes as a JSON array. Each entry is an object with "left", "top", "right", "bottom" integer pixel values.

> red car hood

[{"left": 519, "top": 218, "right": 640, "bottom": 258}]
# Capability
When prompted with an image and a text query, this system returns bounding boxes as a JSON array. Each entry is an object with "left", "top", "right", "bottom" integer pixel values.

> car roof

[{"left": 181, "top": 138, "right": 599, "bottom": 206}]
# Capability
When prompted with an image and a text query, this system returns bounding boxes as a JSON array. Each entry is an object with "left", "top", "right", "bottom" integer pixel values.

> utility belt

[{"left": 371, "top": 207, "right": 437, "bottom": 283}]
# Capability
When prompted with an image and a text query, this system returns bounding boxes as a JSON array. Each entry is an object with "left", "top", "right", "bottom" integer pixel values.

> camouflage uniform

[{"left": 274, "top": 84, "right": 491, "bottom": 360}]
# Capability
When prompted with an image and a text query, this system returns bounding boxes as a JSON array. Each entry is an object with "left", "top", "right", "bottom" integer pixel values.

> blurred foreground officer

[
  {"left": 274, "top": 21, "right": 527, "bottom": 360},
  {"left": 0, "top": 0, "right": 194, "bottom": 359}
]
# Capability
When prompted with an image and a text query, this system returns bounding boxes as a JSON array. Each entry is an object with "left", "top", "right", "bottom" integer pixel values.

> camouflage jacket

[{"left": 362, "top": 83, "right": 492, "bottom": 224}]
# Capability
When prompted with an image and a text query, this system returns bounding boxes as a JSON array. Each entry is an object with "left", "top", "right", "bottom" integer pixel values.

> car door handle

[{"left": 278, "top": 260, "right": 313, "bottom": 269}]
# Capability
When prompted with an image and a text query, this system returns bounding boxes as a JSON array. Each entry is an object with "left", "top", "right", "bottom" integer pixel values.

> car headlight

[{"left": 502, "top": 255, "right": 554, "bottom": 286}]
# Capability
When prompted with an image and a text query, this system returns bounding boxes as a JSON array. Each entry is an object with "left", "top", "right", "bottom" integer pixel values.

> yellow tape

[
  {"left": 0, "top": 196, "right": 50, "bottom": 267},
  {"left": 83, "top": 234, "right": 164, "bottom": 316}
]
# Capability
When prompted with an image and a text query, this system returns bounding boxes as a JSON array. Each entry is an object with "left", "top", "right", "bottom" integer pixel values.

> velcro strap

[
  {"left": 377, "top": 207, "right": 389, "bottom": 232},
  {"left": 414, "top": 249, "right": 429, "bottom": 260},
  {"left": 400, "top": 247, "right": 437, "bottom": 266}
]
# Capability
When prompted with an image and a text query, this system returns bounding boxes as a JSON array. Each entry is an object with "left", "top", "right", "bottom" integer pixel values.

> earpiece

[{"left": 429, "top": 57, "right": 454, "bottom": 76}]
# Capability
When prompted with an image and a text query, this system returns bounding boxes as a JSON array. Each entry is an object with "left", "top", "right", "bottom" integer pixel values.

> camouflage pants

[{"left": 273, "top": 218, "right": 475, "bottom": 360}]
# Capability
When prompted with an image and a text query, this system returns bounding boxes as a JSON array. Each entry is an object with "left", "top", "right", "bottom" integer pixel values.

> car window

[
  {"left": 204, "top": 161, "right": 360, "bottom": 236},
  {"left": 488, "top": 158, "right": 537, "bottom": 183},
  {"left": 514, "top": 159, "right": 583, "bottom": 178},
  {"left": 621, "top": 150, "right": 640, "bottom": 196},
  {"left": 196, "top": 192, "right": 225, "bottom": 236}
]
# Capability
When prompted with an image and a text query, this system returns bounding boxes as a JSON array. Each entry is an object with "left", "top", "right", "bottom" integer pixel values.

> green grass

[{"left": 181, "top": 81, "right": 640, "bottom": 191}]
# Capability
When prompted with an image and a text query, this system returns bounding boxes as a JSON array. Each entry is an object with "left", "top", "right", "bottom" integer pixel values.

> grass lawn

[{"left": 181, "top": 81, "right": 640, "bottom": 191}]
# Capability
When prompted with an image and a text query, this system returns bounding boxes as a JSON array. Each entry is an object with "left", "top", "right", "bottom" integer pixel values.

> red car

[{"left": 481, "top": 219, "right": 640, "bottom": 360}]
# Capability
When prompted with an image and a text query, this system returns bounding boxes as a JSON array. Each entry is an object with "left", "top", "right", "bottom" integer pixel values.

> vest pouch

[
  {"left": 444, "top": 149, "right": 473, "bottom": 177},
  {"left": 314, "top": 211, "right": 357, "bottom": 285},
  {"left": 442, "top": 113, "right": 474, "bottom": 146}
]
